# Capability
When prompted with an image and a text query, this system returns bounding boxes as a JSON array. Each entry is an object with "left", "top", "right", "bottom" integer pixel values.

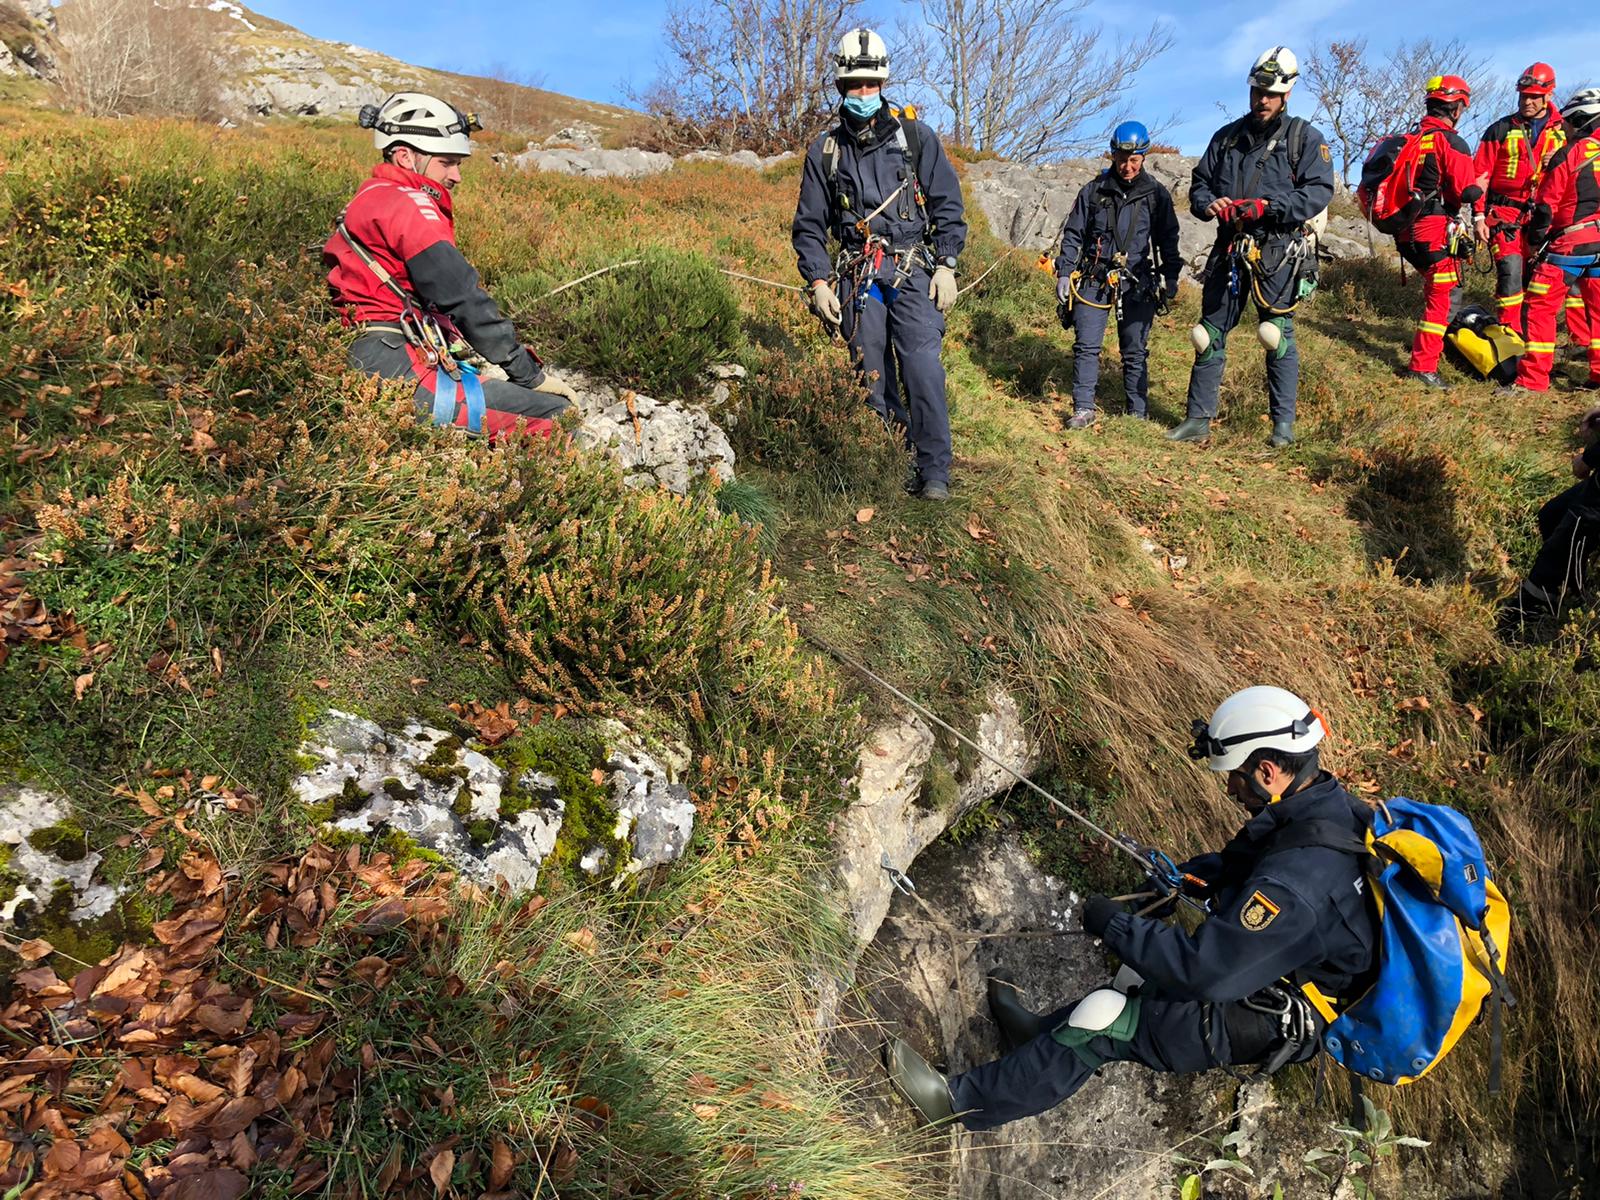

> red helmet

[
  {"left": 1517, "top": 62, "right": 1556, "bottom": 96},
  {"left": 1426, "top": 74, "right": 1471, "bottom": 106}
]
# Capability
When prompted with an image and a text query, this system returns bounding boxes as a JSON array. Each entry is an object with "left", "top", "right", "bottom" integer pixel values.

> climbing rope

[{"left": 782, "top": 609, "right": 1205, "bottom": 909}]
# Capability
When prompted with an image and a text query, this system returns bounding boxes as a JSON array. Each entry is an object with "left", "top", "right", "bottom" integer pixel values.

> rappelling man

[{"left": 886, "top": 687, "right": 1375, "bottom": 1130}]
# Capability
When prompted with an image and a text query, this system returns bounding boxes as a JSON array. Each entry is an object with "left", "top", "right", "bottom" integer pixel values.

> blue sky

[{"left": 249, "top": 0, "right": 1594, "bottom": 154}]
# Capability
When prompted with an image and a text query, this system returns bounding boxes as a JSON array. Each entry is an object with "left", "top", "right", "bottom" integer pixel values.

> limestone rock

[
  {"left": 565, "top": 369, "right": 736, "bottom": 494},
  {"left": 681, "top": 148, "right": 797, "bottom": 171},
  {"left": 293, "top": 710, "right": 697, "bottom": 891},
  {"left": 607, "top": 741, "right": 695, "bottom": 876},
  {"left": 833, "top": 687, "right": 1035, "bottom": 952},
  {"left": 543, "top": 123, "right": 602, "bottom": 149},
  {"left": 0, "top": 40, "right": 14, "bottom": 76},
  {"left": 295, "top": 710, "right": 564, "bottom": 892},
  {"left": 0, "top": 786, "right": 118, "bottom": 925},
  {"left": 513, "top": 144, "right": 673, "bottom": 180},
  {"left": 840, "top": 829, "right": 1225, "bottom": 1200}
]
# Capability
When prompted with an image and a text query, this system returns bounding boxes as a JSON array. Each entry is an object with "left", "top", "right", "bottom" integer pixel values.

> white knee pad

[
  {"left": 1190, "top": 323, "right": 1211, "bottom": 354},
  {"left": 1257, "top": 320, "right": 1282, "bottom": 351},
  {"left": 1066, "top": 987, "right": 1129, "bottom": 1032}
]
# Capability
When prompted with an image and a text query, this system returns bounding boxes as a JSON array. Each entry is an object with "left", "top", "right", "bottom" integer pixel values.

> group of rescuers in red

[{"left": 1398, "top": 63, "right": 1599, "bottom": 395}]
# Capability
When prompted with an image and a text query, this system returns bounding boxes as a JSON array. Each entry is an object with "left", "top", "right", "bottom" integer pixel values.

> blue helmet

[{"left": 1110, "top": 120, "right": 1151, "bottom": 154}]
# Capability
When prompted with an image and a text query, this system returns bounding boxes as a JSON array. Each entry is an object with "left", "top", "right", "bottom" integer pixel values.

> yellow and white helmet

[
  {"left": 361, "top": 92, "right": 480, "bottom": 156},
  {"left": 1248, "top": 46, "right": 1299, "bottom": 95},
  {"left": 835, "top": 28, "right": 890, "bottom": 87}
]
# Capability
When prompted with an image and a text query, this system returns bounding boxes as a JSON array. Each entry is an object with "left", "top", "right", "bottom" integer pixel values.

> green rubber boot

[
  {"left": 987, "top": 972, "right": 1047, "bottom": 1049},
  {"left": 1166, "top": 417, "right": 1212, "bottom": 442},
  {"left": 884, "top": 1038, "right": 954, "bottom": 1125},
  {"left": 1269, "top": 421, "right": 1295, "bottom": 447}
]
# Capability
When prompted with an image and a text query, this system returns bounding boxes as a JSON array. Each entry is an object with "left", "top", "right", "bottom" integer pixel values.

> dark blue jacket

[
  {"left": 792, "top": 105, "right": 967, "bottom": 284},
  {"left": 1102, "top": 774, "right": 1375, "bottom": 1004},
  {"left": 1189, "top": 113, "right": 1336, "bottom": 242},
  {"left": 1055, "top": 168, "right": 1181, "bottom": 291}
]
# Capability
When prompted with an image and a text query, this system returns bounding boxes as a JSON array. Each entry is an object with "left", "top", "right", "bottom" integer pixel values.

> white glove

[
  {"left": 533, "top": 371, "right": 578, "bottom": 403},
  {"left": 810, "top": 280, "right": 842, "bottom": 326},
  {"left": 929, "top": 265, "right": 958, "bottom": 313}
]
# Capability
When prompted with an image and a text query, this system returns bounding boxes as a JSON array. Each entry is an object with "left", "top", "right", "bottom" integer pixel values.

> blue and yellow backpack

[{"left": 1292, "top": 797, "right": 1514, "bottom": 1091}]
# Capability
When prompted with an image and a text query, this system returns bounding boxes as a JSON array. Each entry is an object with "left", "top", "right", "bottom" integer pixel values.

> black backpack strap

[
  {"left": 1287, "top": 116, "right": 1307, "bottom": 183},
  {"left": 1257, "top": 818, "right": 1371, "bottom": 860}
]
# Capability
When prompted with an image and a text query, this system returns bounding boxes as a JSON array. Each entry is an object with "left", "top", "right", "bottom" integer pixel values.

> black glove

[
  {"left": 1081, "top": 895, "right": 1126, "bottom": 939},
  {"left": 1163, "top": 277, "right": 1180, "bottom": 303}
]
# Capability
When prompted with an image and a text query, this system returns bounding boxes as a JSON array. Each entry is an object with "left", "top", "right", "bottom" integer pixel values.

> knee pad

[
  {"left": 1259, "top": 316, "right": 1293, "bottom": 359},
  {"left": 1191, "top": 320, "right": 1221, "bottom": 361},
  {"left": 1066, "top": 988, "right": 1130, "bottom": 1033}
]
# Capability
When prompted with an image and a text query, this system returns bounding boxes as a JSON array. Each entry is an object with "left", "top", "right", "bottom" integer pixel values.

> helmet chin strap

[{"left": 1244, "top": 758, "right": 1320, "bottom": 811}]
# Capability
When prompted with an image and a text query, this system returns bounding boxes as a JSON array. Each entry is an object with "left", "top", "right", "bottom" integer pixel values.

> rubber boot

[
  {"left": 1269, "top": 421, "right": 1295, "bottom": 448},
  {"left": 919, "top": 480, "right": 950, "bottom": 501},
  {"left": 987, "top": 972, "right": 1047, "bottom": 1050},
  {"left": 1166, "top": 417, "right": 1211, "bottom": 442},
  {"left": 884, "top": 1038, "right": 954, "bottom": 1125}
]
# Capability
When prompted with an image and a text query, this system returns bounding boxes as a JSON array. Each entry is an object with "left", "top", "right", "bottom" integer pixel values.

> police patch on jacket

[{"left": 1240, "top": 890, "right": 1281, "bottom": 931}]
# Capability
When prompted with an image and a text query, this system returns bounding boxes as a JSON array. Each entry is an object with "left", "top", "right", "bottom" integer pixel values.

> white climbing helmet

[
  {"left": 1248, "top": 46, "right": 1299, "bottom": 95},
  {"left": 361, "top": 92, "right": 480, "bottom": 156},
  {"left": 1564, "top": 88, "right": 1600, "bottom": 137},
  {"left": 835, "top": 28, "right": 890, "bottom": 86},
  {"left": 1189, "top": 686, "right": 1327, "bottom": 773}
]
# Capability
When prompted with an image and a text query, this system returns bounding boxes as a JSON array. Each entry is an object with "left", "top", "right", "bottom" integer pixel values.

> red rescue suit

[
  {"left": 1397, "top": 117, "right": 1483, "bottom": 373},
  {"left": 1515, "top": 134, "right": 1600, "bottom": 390},
  {"left": 323, "top": 162, "right": 555, "bottom": 439},
  {"left": 1475, "top": 109, "right": 1567, "bottom": 329}
]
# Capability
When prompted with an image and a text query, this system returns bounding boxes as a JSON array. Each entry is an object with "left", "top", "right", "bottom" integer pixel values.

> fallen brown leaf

[{"left": 429, "top": 1148, "right": 455, "bottom": 1194}]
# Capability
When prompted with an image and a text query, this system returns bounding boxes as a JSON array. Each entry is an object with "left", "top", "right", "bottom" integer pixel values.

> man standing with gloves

[
  {"left": 1511, "top": 89, "right": 1600, "bottom": 393},
  {"left": 325, "top": 92, "right": 578, "bottom": 439},
  {"left": 1171, "top": 48, "right": 1335, "bottom": 448},
  {"left": 1055, "top": 121, "right": 1181, "bottom": 428},
  {"left": 885, "top": 687, "right": 1374, "bottom": 1131},
  {"left": 792, "top": 29, "right": 968, "bottom": 500},
  {"left": 1474, "top": 63, "right": 1567, "bottom": 334}
]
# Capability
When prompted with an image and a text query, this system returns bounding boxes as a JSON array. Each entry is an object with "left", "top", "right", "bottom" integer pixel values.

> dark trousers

[
  {"left": 1184, "top": 239, "right": 1302, "bottom": 424},
  {"left": 839, "top": 265, "right": 952, "bottom": 485},
  {"left": 947, "top": 993, "right": 1290, "bottom": 1132},
  {"left": 1069, "top": 290, "right": 1158, "bottom": 415},
  {"left": 1528, "top": 477, "right": 1600, "bottom": 596},
  {"left": 349, "top": 332, "right": 568, "bottom": 420}
]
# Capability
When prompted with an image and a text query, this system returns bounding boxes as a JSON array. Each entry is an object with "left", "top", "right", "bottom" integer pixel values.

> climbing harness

[
  {"left": 332, "top": 213, "right": 499, "bottom": 433},
  {"left": 1231, "top": 231, "right": 1319, "bottom": 316}
]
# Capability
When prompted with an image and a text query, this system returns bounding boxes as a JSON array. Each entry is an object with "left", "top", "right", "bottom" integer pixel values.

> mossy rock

[
  {"left": 27, "top": 818, "right": 89, "bottom": 862},
  {"left": 490, "top": 722, "right": 626, "bottom": 877}
]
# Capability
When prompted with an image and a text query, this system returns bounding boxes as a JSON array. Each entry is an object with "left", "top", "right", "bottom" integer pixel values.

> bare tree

[
  {"left": 632, "top": 0, "right": 863, "bottom": 153},
  {"left": 892, "top": 0, "right": 1173, "bottom": 163},
  {"left": 57, "top": 0, "right": 226, "bottom": 119},
  {"left": 1303, "top": 37, "right": 1503, "bottom": 181},
  {"left": 473, "top": 62, "right": 554, "bottom": 140}
]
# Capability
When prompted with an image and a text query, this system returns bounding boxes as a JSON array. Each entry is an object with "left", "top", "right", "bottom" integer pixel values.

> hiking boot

[
  {"left": 918, "top": 480, "right": 950, "bottom": 501},
  {"left": 904, "top": 466, "right": 924, "bottom": 496},
  {"left": 884, "top": 1038, "right": 954, "bottom": 1125},
  {"left": 1166, "top": 417, "right": 1211, "bottom": 442},
  {"left": 1495, "top": 580, "right": 1558, "bottom": 642},
  {"left": 1578, "top": 378, "right": 1600, "bottom": 392},
  {"left": 1269, "top": 421, "right": 1295, "bottom": 448},
  {"left": 1066, "top": 410, "right": 1097, "bottom": 431},
  {"left": 987, "top": 971, "right": 1047, "bottom": 1050},
  {"left": 1496, "top": 382, "right": 1537, "bottom": 397},
  {"left": 1126, "top": 408, "right": 1150, "bottom": 421},
  {"left": 1406, "top": 369, "right": 1446, "bottom": 390}
]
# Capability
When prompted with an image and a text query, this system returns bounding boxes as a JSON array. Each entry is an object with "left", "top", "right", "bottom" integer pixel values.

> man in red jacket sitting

[
  {"left": 324, "top": 92, "right": 577, "bottom": 439},
  {"left": 1400, "top": 75, "right": 1484, "bottom": 389}
]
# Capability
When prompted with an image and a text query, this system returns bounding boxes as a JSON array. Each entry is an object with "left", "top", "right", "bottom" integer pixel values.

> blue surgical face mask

[{"left": 842, "top": 94, "right": 883, "bottom": 120}]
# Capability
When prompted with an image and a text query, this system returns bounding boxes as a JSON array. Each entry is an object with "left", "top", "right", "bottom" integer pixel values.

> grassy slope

[{"left": 0, "top": 108, "right": 1595, "bottom": 1194}]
